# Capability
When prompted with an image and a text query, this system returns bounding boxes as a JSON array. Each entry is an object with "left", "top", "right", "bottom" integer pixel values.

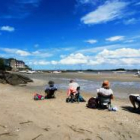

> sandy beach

[{"left": 0, "top": 72, "right": 140, "bottom": 140}]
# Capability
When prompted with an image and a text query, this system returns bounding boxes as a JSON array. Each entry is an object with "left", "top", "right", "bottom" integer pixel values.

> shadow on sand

[{"left": 121, "top": 106, "right": 140, "bottom": 114}]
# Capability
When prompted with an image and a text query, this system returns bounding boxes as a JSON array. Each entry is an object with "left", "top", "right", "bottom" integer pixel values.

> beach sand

[{"left": 0, "top": 73, "right": 140, "bottom": 140}]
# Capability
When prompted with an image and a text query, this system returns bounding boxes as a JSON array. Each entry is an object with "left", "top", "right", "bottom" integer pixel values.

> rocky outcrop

[{"left": 0, "top": 71, "right": 33, "bottom": 85}]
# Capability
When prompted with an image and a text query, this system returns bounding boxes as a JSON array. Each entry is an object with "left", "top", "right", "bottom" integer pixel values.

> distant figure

[
  {"left": 45, "top": 81, "right": 57, "bottom": 99},
  {"left": 97, "top": 80, "right": 114, "bottom": 107},
  {"left": 129, "top": 94, "right": 140, "bottom": 109}
]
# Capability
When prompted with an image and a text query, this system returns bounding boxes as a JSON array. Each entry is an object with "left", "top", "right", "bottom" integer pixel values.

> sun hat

[{"left": 102, "top": 80, "right": 110, "bottom": 88}]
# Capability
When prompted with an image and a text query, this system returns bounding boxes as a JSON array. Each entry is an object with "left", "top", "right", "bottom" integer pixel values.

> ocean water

[
  {"left": 53, "top": 78, "right": 140, "bottom": 98},
  {"left": 25, "top": 73, "right": 140, "bottom": 99}
]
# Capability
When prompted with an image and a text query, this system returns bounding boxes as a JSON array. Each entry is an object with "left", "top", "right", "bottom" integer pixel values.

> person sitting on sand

[
  {"left": 45, "top": 81, "right": 57, "bottom": 99},
  {"left": 97, "top": 80, "right": 113, "bottom": 97},
  {"left": 129, "top": 94, "right": 140, "bottom": 109},
  {"left": 97, "top": 80, "right": 114, "bottom": 106},
  {"left": 67, "top": 79, "right": 80, "bottom": 97},
  {"left": 66, "top": 79, "right": 86, "bottom": 102}
]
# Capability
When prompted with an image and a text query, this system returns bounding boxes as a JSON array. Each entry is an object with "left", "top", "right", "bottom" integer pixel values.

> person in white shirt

[
  {"left": 97, "top": 80, "right": 113, "bottom": 97},
  {"left": 69, "top": 79, "right": 79, "bottom": 89},
  {"left": 67, "top": 79, "right": 80, "bottom": 97}
]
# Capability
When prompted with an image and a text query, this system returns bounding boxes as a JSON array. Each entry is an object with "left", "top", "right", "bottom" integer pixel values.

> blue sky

[{"left": 0, "top": 0, "right": 140, "bottom": 70}]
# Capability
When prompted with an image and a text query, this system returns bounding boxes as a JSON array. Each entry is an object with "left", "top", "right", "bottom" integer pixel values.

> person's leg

[
  {"left": 129, "top": 95, "right": 137, "bottom": 109},
  {"left": 75, "top": 93, "right": 79, "bottom": 102}
]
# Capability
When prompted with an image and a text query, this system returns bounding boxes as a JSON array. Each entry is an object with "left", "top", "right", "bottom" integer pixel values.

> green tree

[{"left": 0, "top": 58, "right": 5, "bottom": 71}]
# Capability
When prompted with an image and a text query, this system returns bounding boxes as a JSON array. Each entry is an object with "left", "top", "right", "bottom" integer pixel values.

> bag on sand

[
  {"left": 34, "top": 94, "right": 44, "bottom": 100},
  {"left": 86, "top": 97, "right": 98, "bottom": 109}
]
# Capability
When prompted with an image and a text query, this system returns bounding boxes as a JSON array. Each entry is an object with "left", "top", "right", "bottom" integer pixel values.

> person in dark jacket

[{"left": 45, "top": 81, "right": 57, "bottom": 99}]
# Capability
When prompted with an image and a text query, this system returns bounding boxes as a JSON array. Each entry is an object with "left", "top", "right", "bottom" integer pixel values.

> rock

[{"left": 0, "top": 71, "right": 33, "bottom": 85}]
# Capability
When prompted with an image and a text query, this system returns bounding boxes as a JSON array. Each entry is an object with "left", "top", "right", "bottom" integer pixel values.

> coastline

[
  {"left": 0, "top": 74, "right": 140, "bottom": 140},
  {"left": 25, "top": 72, "right": 140, "bottom": 99}
]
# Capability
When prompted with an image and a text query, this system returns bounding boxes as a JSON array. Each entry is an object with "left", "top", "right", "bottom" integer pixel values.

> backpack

[
  {"left": 86, "top": 97, "right": 98, "bottom": 109},
  {"left": 34, "top": 94, "right": 44, "bottom": 100}
]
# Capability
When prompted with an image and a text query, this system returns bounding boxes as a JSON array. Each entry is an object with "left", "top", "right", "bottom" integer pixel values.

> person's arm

[
  {"left": 111, "top": 94, "right": 114, "bottom": 99},
  {"left": 45, "top": 87, "right": 49, "bottom": 94}
]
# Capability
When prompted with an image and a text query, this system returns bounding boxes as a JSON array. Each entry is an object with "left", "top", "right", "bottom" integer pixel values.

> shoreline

[
  {"left": 24, "top": 72, "right": 140, "bottom": 99},
  {"left": 0, "top": 74, "right": 140, "bottom": 140}
]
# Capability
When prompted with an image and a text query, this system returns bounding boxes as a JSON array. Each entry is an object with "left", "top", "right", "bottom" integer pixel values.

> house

[{"left": 0, "top": 57, "right": 30, "bottom": 71}]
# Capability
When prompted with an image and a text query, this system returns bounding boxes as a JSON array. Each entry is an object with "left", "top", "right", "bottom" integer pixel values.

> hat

[
  {"left": 102, "top": 80, "right": 110, "bottom": 88},
  {"left": 48, "top": 81, "right": 54, "bottom": 85}
]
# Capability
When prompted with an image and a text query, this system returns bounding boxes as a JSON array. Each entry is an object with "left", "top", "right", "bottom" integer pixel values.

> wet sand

[{"left": 0, "top": 73, "right": 140, "bottom": 140}]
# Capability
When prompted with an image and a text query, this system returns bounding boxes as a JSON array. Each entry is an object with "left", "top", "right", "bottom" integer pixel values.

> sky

[{"left": 0, "top": 0, "right": 140, "bottom": 70}]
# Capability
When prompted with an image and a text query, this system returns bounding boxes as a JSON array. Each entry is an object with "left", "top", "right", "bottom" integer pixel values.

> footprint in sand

[{"left": 67, "top": 125, "right": 92, "bottom": 134}]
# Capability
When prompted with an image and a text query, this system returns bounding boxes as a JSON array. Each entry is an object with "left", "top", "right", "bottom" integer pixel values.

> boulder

[{"left": 0, "top": 71, "right": 33, "bottom": 85}]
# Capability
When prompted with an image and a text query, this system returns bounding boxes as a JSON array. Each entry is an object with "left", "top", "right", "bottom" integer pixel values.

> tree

[
  {"left": 0, "top": 58, "right": 12, "bottom": 71},
  {"left": 0, "top": 58, "right": 5, "bottom": 71}
]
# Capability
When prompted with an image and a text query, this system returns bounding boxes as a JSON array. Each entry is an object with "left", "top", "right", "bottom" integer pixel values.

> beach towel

[{"left": 34, "top": 94, "right": 45, "bottom": 100}]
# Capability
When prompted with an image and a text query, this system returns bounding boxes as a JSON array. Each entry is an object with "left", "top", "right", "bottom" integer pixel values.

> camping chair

[
  {"left": 98, "top": 94, "right": 112, "bottom": 108},
  {"left": 45, "top": 88, "right": 56, "bottom": 99}
]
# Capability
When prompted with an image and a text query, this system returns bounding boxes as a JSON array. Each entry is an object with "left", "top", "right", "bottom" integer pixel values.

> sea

[{"left": 23, "top": 72, "right": 140, "bottom": 99}]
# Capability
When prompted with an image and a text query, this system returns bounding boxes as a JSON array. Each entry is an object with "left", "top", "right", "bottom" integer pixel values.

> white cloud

[
  {"left": 77, "top": 0, "right": 94, "bottom": 4},
  {"left": 135, "top": 2, "right": 140, "bottom": 6},
  {"left": 32, "top": 51, "right": 53, "bottom": 57},
  {"left": 76, "top": 0, "right": 99, "bottom": 6},
  {"left": 1, "top": 26, "right": 15, "bottom": 32},
  {"left": 30, "top": 60, "right": 50, "bottom": 65},
  {"left": 81, "top": 0, "right": 128, "bottom": 25},
  {"left": 59, "top": 53, "right": 88, "bottom": 65},
  {"left": 86, "top": 48, "right": 140, "bottom": 66},
  {"left": 79, "top": 44, "right": 123, "bottom": 54},
  {"left": 16, "top": 50, "right": 31, "bottom": 56},
  {"left": 124, "top": 40, "right": 135, "bottom": 43},
  {"left": 85, "top": 39, "right": 97, "bottom": 44},
  {"left": 123, "top": 18, "right": 139, "bottom": 25},
  {"left": 1, "top": 48, "right": 30, "bottom": 56},
  {"left": 0, "top": 47, "right": 53, "bottom": 58},
  {"left": 58, "top": 48, "right": 140, "bottom": 67},
  {"left": 106, "top": 36, "right": 125, "bottom": 42},
  {"left": 132, "top": 35, "right": 140, "bottom": 39},
  {"left": 120, "top": 58, "right": 140, "bottom": 65},
  {"left": 60, "top": 55, "right": 66, "bottom": 58},
  {"left": 51, "top": 61, "right": 58, "bottom": 65},
  {"left": 96, "top": 48, "right": 140, "bottom": 59}
]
